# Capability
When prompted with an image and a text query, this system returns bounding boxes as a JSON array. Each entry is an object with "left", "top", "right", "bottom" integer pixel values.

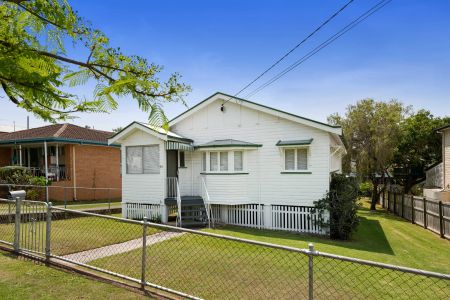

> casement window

[
  {"left": 203, "top": 150, "right": 247, "bottom": 173},
  {"left": 126, "top": 145, "right": 160, "bottom": 174},
  {"left": 219, "top": 152, "right": 228, "bottom": 171},
  {"left": 283, "top": 148, "right": 308, "bottom": 171},
  {"left": 234, "top": 151, "right": 243, "bottom": 171},
  {"left": 202, "top": 152, "right": 206, "bottom": 172}
]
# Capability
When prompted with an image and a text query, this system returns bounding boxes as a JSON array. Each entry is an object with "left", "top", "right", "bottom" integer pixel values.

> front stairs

[{"left": 164, "top": 196, "right": 209, "bottom": 228}]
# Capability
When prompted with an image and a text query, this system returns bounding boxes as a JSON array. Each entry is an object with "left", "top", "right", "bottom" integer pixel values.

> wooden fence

[{"left": 383, "top": 191, "right": 450, "bottom": 240}]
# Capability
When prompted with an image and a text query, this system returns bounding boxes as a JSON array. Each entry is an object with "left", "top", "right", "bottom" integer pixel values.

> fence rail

[
  {"left": 1, "top": 198, "right": 450, "bottom": 299},
  {"left": 383, "top": 191, "right": 450, "bottom": 240}
]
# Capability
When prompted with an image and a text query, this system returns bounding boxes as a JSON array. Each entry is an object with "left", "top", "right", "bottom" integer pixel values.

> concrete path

[{"left": 62, "top": 231, "right": 184, "bottom": 263}]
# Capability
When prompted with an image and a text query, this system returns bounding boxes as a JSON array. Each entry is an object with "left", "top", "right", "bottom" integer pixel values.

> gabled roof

[
  {"left": 169, "top": 92, "right": 342, "bottom": 135},
  {"left": 195, "top": 139, "right": 262, "bottom": 149},
  {"left": 0, "top": 123, "right": 114, "bottom": 146},
  {"left": 436, "top": 123, "right": 450, "bottom": 132},
  {"left": 108, "top": 121, "right": 193, "bottom": 145}
]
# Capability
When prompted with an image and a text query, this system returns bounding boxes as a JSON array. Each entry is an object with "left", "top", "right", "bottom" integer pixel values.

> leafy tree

[
  {"left": 393, "top": 110, "right": 450, "bottom": 193},
  {"left": 112, "top": 126, "right": 123, "bottom": 133},
  {"left": 329, "top": 99, "right": 407, "bottom": 210},
  {"left": 0, "top": 0, "right": 190, "bottom": 127},
  {"left": 313, "top": 174, "right": 360, "bottom": 240}
]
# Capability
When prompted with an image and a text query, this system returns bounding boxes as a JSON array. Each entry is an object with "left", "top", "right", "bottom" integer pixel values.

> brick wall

[
  {"left": 48, "top": 144, "right": 121, "bottom": 201},
  {"left": 0, "top": 147, "right": 11, "bottom": 167}
]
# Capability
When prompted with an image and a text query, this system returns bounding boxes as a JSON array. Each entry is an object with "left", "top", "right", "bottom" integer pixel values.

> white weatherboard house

[{"left": 109, "top": 92, "right": 345, "bottom": 233}]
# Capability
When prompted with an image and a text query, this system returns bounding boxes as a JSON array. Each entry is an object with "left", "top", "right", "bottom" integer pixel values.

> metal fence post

[
  {"left": 45, "top": 202, "right": 52, "bottom": 262},
  {"left": 308, "top": 243, "right": 315, "bottom": 300},
  {"left": 14, "top": 197, "right": 21, "bottom": 252},
  {"left": 108, "top": 188, "right": 111, "bottom": 214},
  {"left": 401, "top": 194, "right": 405, "bottom": 218},
  {"left": 423, "top": 198, "right": 427, "bottom": 229},
  {"left": 393, "top": 193, "right": 397, "bottom": 215},
  {"left": 141, "top": 217, "right": 148, "bottom": 289},
  {"left": 438, "top": 201, "right": 444, "bottom": 238}
]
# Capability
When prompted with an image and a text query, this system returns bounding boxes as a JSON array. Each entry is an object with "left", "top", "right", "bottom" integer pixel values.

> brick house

[{"left": 0, "top": 124, "right": 121, "bottom": 201}]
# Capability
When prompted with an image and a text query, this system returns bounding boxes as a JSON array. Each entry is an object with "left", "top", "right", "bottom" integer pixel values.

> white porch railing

[
  {"left": 166, "top": 177, "right": 182, "bottom": 227},
  {"left": 27, "top": 166, "right": 69, "bottom": 181},
  {"left": 425, "top": 163, "right": 443, "bottom": 188},
  {"left": 200, "top": 177, "right": 213, "bottom": 228}
]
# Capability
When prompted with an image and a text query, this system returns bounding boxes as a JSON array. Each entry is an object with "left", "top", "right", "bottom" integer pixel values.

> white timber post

[
  {"left": 263, "top": 204, "right": 272, "bottom": 229},
  {"left": 56, "top": 144, "right": 59, "bottom": 181},
  {"left": 161, "top": 204, "right": 168, "bottom": 223},
  {"left": 72, "top": 145, "right": 77, "bottom": 200},
  {"left": 19, "top": 145, "right": 22, "bottom": 166},
  {"left": 44, "top": 141, "right": 49, "bottom": 202}
]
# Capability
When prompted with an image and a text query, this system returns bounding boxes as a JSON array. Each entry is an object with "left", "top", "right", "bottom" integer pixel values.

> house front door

[{"left": 166, "top": 150, "right": 178, "bottom": 178}]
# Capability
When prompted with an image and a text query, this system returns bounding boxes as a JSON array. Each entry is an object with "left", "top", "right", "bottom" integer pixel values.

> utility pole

[{"left": 27, "top": 116, "right": 29, "bottom": 129}]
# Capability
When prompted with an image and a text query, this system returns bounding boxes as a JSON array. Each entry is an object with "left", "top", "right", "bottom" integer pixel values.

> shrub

[
  {"left": 0, "top": 166, "right": 50, "bottom": 200},
  {"left": 0, "top": 166, "right": 31, "bottom": 185},
  {"left": 313, "top": 174, "right": 360, "bottom": 240},
  {"left": 359, "top": 181, "right": 373, "bottom": 197}
]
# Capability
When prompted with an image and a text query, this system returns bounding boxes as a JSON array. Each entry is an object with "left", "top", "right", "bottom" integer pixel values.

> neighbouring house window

[
  {"left": 202, "top": 152, "right": 206, "bottom": 172},
  {"left": 234, "top": 151, "right": 243, "bottom": 171},
  {"left": 126, "top": 145, "right": 160, "bottom": 174},
  {"left": 179, "top": 151, "right": 186, "bottom": 167},
  {"left": 284, "top": 148, "right": 308, "bottom": 171},
  {"left": 210, "top": 152, "right": 218, "bottom": 171},
  {"left": 220, "top": 152, "right": 228, "bottom": 171}
]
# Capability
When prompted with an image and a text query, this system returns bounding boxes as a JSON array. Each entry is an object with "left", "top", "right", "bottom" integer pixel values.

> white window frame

[
  {"left": 282, "top": 146, "right": 310, "bottom": 172},
  {"left": 125, "top": 145, "right": 160, "bottom": 174},
  {"left": 201, "top": 150, "right": 247, "bottom": 174}
]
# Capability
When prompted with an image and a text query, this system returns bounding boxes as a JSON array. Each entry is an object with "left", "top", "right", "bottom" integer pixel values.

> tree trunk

[{"left": 370, "top": 180, "right": 378, "bottom": 210}]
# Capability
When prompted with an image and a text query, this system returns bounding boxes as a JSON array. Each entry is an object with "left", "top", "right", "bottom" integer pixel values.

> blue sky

[{"left": 2, "top": 0, "right": 450, "bottom": 131}]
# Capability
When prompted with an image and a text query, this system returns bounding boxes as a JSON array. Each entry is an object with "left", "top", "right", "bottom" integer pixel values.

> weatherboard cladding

[{"left": 195, "top": 139, "right": 262, "bottom": 148}]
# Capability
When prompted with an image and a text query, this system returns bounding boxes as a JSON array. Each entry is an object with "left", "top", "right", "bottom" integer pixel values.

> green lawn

[
  {"left": 0, "top": 214, "right": 158, "bottom": 256},
  {"left": 90, "top": 200, "right": 450, "bottom": 299},
  {"left": 205, "top": 199, "right": 450, "bottom": 274},
  {"left": 0, "top": 250, "right": 147, "bottom": 300},
  {"left": 54, "top": 202, "right": 122, "bottom": 211}
]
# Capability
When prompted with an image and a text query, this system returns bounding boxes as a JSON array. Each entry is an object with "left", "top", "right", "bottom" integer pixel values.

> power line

[
  {"left": 222, "top": 0, "right": 356, "bottom": 105},
  {"left": 244, "top": 0, "right": 392, "bottom": 98}
]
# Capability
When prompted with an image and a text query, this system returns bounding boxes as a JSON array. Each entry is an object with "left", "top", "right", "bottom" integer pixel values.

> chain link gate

[{"left": 0, "top": 198, "right": 50, "bottom": 257}]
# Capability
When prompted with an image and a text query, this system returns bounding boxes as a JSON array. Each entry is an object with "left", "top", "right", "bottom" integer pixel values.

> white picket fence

[
  {"left": 124, "top": 203, "right": 163, "bottom": 220},
  {"left": 211, "top": 204, "right": 326, "bottom": 234}
]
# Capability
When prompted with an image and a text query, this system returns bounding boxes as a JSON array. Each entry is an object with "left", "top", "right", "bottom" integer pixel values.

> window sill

[
  {"left": 200, "top": 172, "right": 249, "bottom": 175},
  {"left": 280, "top": 171, "right": 312, "bottom": 174}
]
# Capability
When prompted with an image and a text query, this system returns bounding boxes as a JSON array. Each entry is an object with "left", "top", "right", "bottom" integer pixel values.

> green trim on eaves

[
  {"left": 0, "top": 137, "right": 120, "bottom": 147},
  {"left": 200, "top": 172, "right": 250, "bottom": 175},
  {"left": 276, "top": 139, "right": 313, "bottom": 146},
  {"left": 169, "top": 92, "right": 341, "bottom": 130}
]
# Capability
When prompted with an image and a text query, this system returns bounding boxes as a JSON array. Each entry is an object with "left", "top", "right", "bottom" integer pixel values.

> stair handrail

[
  {"left": 176, "top": 178, "right": 182, "bottom": 227},
  {"left": 201, "top": 176, "right": 213, "bottom": 228}
]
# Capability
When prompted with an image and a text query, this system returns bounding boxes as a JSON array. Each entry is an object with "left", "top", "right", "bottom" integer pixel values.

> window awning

[
  {"left": 276, "top": 139, "right": 313, "bottom": 146},
  {"left": 165, "top": 140, "right": 194, "bottom": 151},
  {"left": 195, "top": 139, "right": 262, "bottom": 149}
]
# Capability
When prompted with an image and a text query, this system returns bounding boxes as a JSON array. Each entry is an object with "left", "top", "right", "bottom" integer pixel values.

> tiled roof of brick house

[{"left": 0, "top": 124, "right": 114, "bottom": 145}]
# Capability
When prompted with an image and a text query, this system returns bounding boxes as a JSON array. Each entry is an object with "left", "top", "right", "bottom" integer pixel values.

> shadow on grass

[{"left": 212, "top": 213, "right": 394, "bottom": 255}]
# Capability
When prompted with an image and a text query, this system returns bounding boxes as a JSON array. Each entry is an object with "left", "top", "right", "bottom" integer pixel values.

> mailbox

[{"left": 8, "top": 190, "right": 26, "bottom": 201}]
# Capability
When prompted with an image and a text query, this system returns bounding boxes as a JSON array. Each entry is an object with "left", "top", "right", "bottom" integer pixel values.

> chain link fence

[{"left": 0, "top": 198, "right": 449, "bottom": 299}]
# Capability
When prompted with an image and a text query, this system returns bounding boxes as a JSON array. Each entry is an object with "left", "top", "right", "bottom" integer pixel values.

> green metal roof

[
  {"left": 195, "top": 139, "right": 262, "bottom": 149},
  {"left": 276, "top": 139, "right": 313, "bottom": 146}
]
